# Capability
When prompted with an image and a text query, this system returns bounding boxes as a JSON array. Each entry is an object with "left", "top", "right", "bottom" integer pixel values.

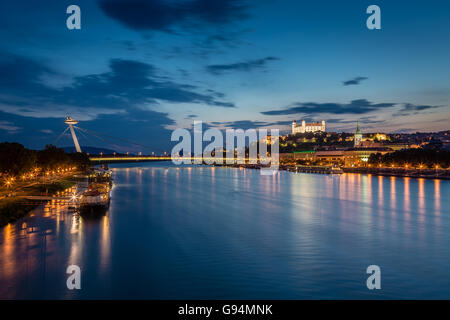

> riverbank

[
  {"left": 210, "top": 163, "right": 450, "bottom": 179},
  {"left": 0, "top": 177, "right": 77, "bottom": 227},
  {"left": 343, "top": 167, "right": 450, "bottom": 179}
]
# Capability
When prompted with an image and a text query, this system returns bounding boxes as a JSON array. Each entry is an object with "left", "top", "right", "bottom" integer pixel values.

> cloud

[
  {"left": 0, "top": 53, "right": 235, "bottom": 150},
  {"left": 261, "top": 99, "right": 397, "bottom": 115},
  {"left": 399, "top": 103, "right": 440, "bottom": 112},
  {"left": 98, "top": 0, "right": 249, "bottom": 31},
  {"left": 210, "top": 120, "right": 271, "bottom": 130},
  {"left": 393, "top": 103, "right": 444, "bottom": 117},
  {"left": 207, "top": 119, "right": 298, "bottom": 130},
  {"left": 206, "top": 56, "right": 279, "bottom": 75},
  {"left": 342, "top": 76, "right": 368, "bottom": 86},
  {"left": 0, "top": 53, "right": 235, "bottom": 119},
  {"left": 327, "top": 116, "right": 385, "bottom": 125},
  {"left": 0, "top": 109, "right": 175, "bottom": 152},
  {"left": 0, "top": 120, "right": 21, "bottom": 133}
]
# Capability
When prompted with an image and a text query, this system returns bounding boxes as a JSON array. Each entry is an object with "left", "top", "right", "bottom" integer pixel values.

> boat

[
  {"left": 90, "top": 167, "right": 113, "bottom": 186},
  {"left": 78, "top": 165, "right": 113, "bottom": 216},
  {"left": 331, "top": 166, "right": 344, "bottom": 174},
  {"left": 78, "top": 188, "right": 110, "bottom": 215}
]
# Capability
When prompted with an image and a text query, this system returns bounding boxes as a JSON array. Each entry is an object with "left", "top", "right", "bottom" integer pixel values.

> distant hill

[{"left": 62, "top": 146, "right": 121, "bottom": 155}]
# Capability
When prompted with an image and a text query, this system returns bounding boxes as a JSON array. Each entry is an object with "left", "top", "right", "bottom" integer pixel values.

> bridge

[
  {"left": 58, "top": 116, "right": 272, "bottom": 165},
  {"left": 57, "top": 116, "right": 172, "bottom": 162},
  {"left": 89, "top": 156, "right": 172, "bottom": 163},
  {"left": 88, "top": 156, "right": 266, "bottom": 164}
]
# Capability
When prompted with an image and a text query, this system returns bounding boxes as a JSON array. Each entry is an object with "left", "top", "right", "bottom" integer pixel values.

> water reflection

[
  {"left": 0, "top": 183, "right": 111, "bottom": 299},
  {"left": 390, "top": 177, "right": 396, "bottom": 212},
  {"left": 1, "top": 164, "right": 450, "bottom": 299},
  {"left": 434, "top": 179, "right": 440, "bottom": 214}
]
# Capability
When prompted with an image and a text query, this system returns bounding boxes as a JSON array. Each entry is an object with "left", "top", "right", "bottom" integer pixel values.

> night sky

[{"left": 0, "top": 0, "right": 449, "bottom": 152}]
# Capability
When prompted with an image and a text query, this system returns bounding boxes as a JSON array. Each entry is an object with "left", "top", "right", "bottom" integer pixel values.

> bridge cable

[
  {"left": 74, "top": 126, "right": 155, "bottom": 151},
  {"left": 53, "top": 127, "right": 70, "bottom": 145}
]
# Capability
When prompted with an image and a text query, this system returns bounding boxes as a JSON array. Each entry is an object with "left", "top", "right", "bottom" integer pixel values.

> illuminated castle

[{"left": 292, "top": 120, "right": 326, "bottom": 134}]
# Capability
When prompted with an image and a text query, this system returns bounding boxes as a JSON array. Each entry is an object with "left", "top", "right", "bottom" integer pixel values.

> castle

[{"left": 292, "top": 120, "right": 326, "bottom": 134}]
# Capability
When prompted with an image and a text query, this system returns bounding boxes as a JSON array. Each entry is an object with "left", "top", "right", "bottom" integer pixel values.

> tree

[
  {"left": 0, "top": 142, "right": 37, "bottom": 175},
  {"left": 37, "top": 145, "right": 71, "bottom": 170}
]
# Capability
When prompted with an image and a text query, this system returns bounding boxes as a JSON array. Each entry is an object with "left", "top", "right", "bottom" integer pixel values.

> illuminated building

[
  {"left": 354, "top": 121, "right": 363, "bottom": 147},
  {"left": 292, "top": 120, "right": 326, "bottom": 134}
]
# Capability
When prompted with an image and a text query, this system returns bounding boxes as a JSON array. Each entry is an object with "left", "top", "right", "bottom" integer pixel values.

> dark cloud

[
  {"left": 208, "top": 119, "right": 297, "bottom": 130},
  {"left": 98, "top": 0, "right": 249, "bottom": 31},
  {"left": 210, "top": 120, "right": 270, "bottom": 130},
  {"left": 400, "top": 103, "right": 440, "bottom": 112},
  {"left": 342, "top": 76, "right": 368, "bottom": 86},
  {"left": 206, "top": 56, "right": 279, "bottom": 75},
  {"left": 327, "top": 116, "right": 385, "bottom": 125},
  {"left": 261, "top": 99, "right": 397, "bottom": 116},
  {"left": 269, "top": 120, "right": 294, "bottom": 126},
  {"left": 0, "top": 53, "right": 235, "bottom": 150},
  {"left": 393, "top": 103, "right": 443, "bottom": 117},
  {"left": 0, "top": 53, "right": 235, "bottom": 116},
  {"left": 0, "top": 52, "right": 54, "bottom": 97}
]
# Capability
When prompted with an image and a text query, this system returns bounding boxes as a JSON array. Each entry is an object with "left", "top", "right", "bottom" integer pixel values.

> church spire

[{"left": 354, "top": 121, "right": 362, "bottom": 147}]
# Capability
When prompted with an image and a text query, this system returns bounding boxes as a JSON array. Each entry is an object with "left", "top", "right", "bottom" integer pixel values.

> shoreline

[
  {"left": 0, "top": 175, "right": 79, "bottom": 227},
  {"left": 341, "top": 167, "right": 450, "bottom": 180},
  {"left": 210, "top": 163, "right": 450, "bottom": 180}
]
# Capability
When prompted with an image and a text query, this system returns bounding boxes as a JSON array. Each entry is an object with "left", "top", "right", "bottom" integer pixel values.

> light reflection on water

[{"left": 0, "top": 163, "right": 449, "bottom": 299}]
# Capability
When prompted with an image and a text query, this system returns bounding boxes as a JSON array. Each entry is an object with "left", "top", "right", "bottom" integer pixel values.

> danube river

[{"left": 1, "top": 163, "right": 449, "bottom": 299}]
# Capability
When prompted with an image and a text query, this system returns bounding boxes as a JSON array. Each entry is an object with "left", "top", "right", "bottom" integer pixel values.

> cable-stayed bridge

[
  {"left": 57, "top": 116, "right": 270, "bottom": 165},
  {"left": 56, "top": 116, "right": 172, "bottom": 163}
]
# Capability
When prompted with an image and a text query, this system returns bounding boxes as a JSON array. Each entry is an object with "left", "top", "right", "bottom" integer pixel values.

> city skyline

[{"left": 1, "top": 0, "right": 449, "bottom": 152}]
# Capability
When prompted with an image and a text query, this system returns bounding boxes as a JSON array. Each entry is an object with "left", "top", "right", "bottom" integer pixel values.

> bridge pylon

[{"left": 65, "top": 116, "right": 82, "bottom": 153}]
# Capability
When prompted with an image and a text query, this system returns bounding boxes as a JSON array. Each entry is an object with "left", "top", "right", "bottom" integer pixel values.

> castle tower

[
  {"left": 354, "top": 121, "right": 362, "bottom": 147},
  {"left": 292, "top": 120, "right": 297, "bottom": 134},
  {"left": 321, "top": 120, "right": 326, "bottom": 132}
]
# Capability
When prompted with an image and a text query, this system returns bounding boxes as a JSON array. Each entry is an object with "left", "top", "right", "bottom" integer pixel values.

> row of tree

[
  {"left": 280, "top": 132, "right": 356, "bottom": 152},
  {"left": 0, "top": 142, "right": 90, "bottom": 176},
  {"left": 368, "top": 149, "right": 450, "bottom": 168}
]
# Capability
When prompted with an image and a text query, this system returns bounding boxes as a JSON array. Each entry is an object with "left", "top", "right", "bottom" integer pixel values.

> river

[{"left": 1, "top": 162, "right": 449, "bottom": 299}]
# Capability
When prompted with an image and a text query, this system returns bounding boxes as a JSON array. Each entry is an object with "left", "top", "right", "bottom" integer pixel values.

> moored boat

[
  {"left": 78, "top": 188, "right": 110, "bottom": 215},
  {"left": 331, "top": 166, "right": 344, "bottom": 174}
]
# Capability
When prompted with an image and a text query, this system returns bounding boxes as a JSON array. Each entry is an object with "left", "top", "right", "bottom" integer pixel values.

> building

[
  {"left": 292, "top": 120, "right": 325, "bottom": 134},
  {"left": 359, "top": 140, "right": 382, "bottom": 148},
  {"left": 284, "top": 147, "right": 394, "bottom": 166},
  {"left": 343, "top": 147, "right": 393, "bottom": 166},
  {"left": 373, "top": 133, "right": 387, "bottom": 141},
  {"left": 354, "top": 121, "right": 363, "bottom": 147},
  {"left": 315, "top": 150, "right": 345, "bottom": 163}
]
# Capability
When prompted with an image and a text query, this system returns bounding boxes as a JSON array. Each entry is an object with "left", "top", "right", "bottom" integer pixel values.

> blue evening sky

[{"left": 0, "top": 0, "right": 449, "bottom": 152}]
